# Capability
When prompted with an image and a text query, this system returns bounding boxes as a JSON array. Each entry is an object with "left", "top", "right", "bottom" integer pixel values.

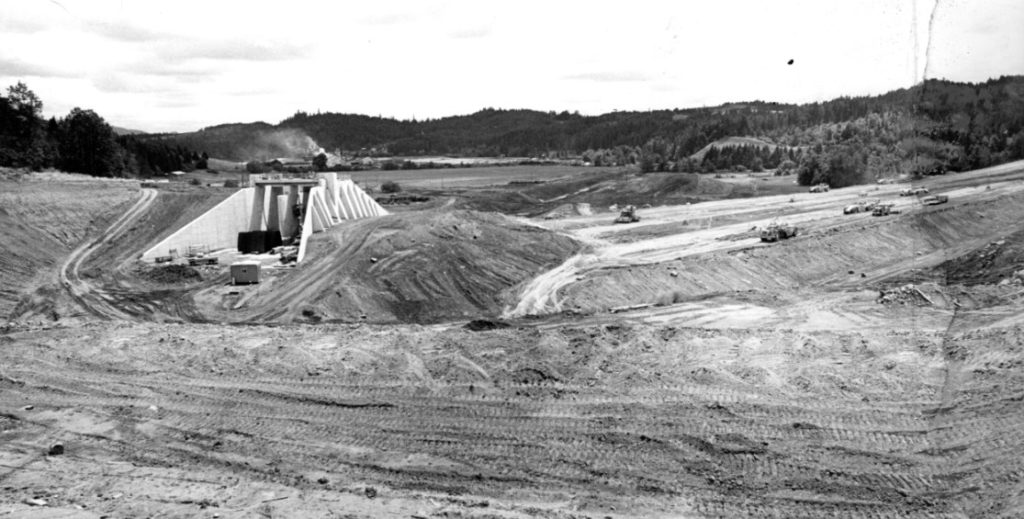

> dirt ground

[
  {"left": 3, "top": 161, "right": 1024, "bottom": 517},
  {"left": 193, "top": 209, "right": 581, "bottom": 324}
]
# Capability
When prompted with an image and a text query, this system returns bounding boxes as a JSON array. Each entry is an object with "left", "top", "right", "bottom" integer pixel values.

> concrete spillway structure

[{"left": 141, "top": 173, "right": 386, "bottom": 263}]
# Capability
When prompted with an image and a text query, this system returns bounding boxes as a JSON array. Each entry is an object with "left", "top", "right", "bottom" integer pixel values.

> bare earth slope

[
  {"left": 198, "top": 209, "right": 581, "bottom": 324},
  {"left": 0, "top": 172, "right": 139, "bottom": 319},
  {"left": 5, "top": 163, "right": 1024, "bottom": 517},
  {"left": 1, "top": 316, "right": 1022, "bottom": 517}
]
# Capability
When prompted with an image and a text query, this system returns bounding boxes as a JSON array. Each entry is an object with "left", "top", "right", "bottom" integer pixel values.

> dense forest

[
  {"left": 2, "top": 76, "right": 1023, "bottom": 187},
  {"left": 0, "top": 82, "right": 204, "bottom": 177}
]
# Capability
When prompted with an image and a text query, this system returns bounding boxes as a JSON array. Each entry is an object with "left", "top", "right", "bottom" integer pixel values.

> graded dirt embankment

[
  {"left": 0, "top": 173, "right": 139, "bottom": 319},
  {"left": 8, "top": 184, "right": 234, "bottom": 324},
  {"left": 198, "top": 209, "right": 580, "bottom": 324},
  {"left": 556, "top": 192, "right": 1024, "bottom": 314}
]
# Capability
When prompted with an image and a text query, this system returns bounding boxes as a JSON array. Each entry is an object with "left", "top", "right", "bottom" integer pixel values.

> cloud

[
  {"left": 360, "top": 12, "right": 423, "bottom": 25},
  {"left": 563, "top": 71, "right": 654, "bottom": 82},
  {"left": 157, "top": 39, "right": 309, "bottom": 62},
  {"left": 155, "top": 98, "right": 197, "bottom": 109},
  {"left": 91, "top": 74, "right": 178, "bottom": 95},
  {"left": 0, "top": 17, "right": 47, "bottom": 34},
  {"left": 0, "top": 56, "right": 75, "bottom": 78},
  {"left": 450, "top": 27, "right": 491, "bottom": 39},
  {"left": 83, "top": 20, "right": 170, "bottom": 43},
  {"left": 130, "top": 60, "right": 218, "bottom": 80},
  {"left": 91, "top": 74, "right": 134, "bottom": 93},
  {"left": 227, "top": 87, "right": 281, "bottom": 97}
]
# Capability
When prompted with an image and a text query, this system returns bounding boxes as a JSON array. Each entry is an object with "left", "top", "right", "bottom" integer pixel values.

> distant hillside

[
  {"left": 690, "top": 137, "right": 781, "bottom": 160},
  {"left": 142, "top": 122, "right": 323, "bottom": 162},
  {"left": 111, "top": 126, "right": 146, "bottom": 136},
  {"left": 138, "top": 76, "right": 1024, "bottom": 184}
]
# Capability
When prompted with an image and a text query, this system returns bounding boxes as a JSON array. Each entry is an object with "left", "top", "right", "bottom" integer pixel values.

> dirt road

[
  {"left": 59, "top": 188, "right": 157, "bottom": 319},
  {"left": 507, "top": 161, "right": 1024, "bottom": 320},
  {"left": 4, "top": 317, "right": 1021, "bottom": 518}
]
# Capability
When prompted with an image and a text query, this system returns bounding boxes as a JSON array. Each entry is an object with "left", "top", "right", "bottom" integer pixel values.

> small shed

[{"left": 230, "top": 261, "right": 261, "bottom": 285}]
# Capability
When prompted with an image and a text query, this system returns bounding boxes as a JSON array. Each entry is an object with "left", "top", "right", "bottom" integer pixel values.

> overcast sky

[{"left": 1, "top": 0, "right": 1022, "bottom": 133}]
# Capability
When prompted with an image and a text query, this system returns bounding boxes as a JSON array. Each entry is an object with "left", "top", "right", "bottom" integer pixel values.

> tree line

[
  {"left": 5, "top": 76, "right": 1024, "bottom": 187},
  {"left": 152, "top": 76, "right": 1024, "bottom": 187},
  {"left": 0, "top": 82, "right": 204, "bottom": 177}
]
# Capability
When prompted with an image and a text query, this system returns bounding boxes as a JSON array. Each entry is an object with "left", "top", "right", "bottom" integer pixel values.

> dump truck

[
  {"left": 614, "top": 205, "right": 640, "bottom": 224},
  {"left": 760, "top": 222, "right": 798, "bottom": 242},
  {"left": 809, "top": 183, "right": 830, "bottom": 193},
  {"left": 921, "top": 195, "right": 948, "bottom": 205}
]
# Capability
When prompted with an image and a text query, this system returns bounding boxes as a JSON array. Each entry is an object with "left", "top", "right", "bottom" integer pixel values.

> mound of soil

[
  {"left": 939, "top": 231, "right": 1024, "bottom": 286},
  {"left": 541, "top": 202, "right": 592, "bottom": 219},
  {"left": 140, "top": 265, "right": 202, "bottom": 284},
  {"left": 214, "top": 209, "right": 581, "bottom": 324},
  {"left": 463, "top": 318, "right": 511, "bottom": 331}
]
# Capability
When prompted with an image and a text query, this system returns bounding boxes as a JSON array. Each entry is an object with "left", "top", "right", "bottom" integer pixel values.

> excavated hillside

[
  {"left": 556, "top": 193, "right": 1024, "bottom": 313},
  {"left": 200, "top": 209, "right": 581, "bottom": 324},
  {"left": 0, "top": 172, "right": 139, "bottom": 318}
]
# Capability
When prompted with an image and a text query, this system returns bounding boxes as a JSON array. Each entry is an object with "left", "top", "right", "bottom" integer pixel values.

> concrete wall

[
  {"left": 141, "top": 174, "right": 387, "bottom": 263},
  {"left": 141, "top": 188, "right": 255, "bottom": 261}
]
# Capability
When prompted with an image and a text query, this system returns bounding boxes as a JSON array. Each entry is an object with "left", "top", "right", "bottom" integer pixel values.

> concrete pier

[{"left": 141, "top": 173, "right": 386, "bottom": 262}]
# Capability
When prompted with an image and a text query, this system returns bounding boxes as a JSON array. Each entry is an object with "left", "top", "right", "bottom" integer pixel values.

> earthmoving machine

[
  {"left": 843, "top": 202, "right": 866, "bottom": 214},
  {"left": 872, "top": 203, "right": 901, "bottom": 217},
  {"left": 921, "top": 195, "right": 949, "bottom": 205},
  {"left": 614, "top": 205, "right": 641, "bottom": 224},
  {"left": 760, "top": 221, "right": 798, "bottom": 242},
  {"left": 843, "top": 199, "right": 881, "bottom": 214}
]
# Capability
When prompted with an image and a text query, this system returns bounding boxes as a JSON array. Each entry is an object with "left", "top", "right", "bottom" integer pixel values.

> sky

[{"left": 1, "top": 0, "right": 1022, "bottom": 133}]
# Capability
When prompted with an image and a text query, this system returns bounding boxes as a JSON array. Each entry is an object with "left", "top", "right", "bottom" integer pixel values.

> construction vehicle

[
  {"left": 843, "top": 202, "right": 867, "bottom": 214},
  {"left": 921, "top": 195, "right": 948, "bottom": 205},
  {"left": 613, "top": 205, "right": 640, "bottom": 224},
  {"left": 900, "top": 187, "right": 929, "bottom": 196},
  {"left": 872, "top": 203, "right": 901, "bottom": 216},
  {"left": 760, "top": 222, "right": 798, "bottom": 242},
  {"left": 188, "top": 256, "right": 218, "bottom": 266},
  {"left": 844, "top": 199, "right": 881, "bottom": 214},
  {"left": 809, "top": 183, "right": 830, "bottom": 193}
]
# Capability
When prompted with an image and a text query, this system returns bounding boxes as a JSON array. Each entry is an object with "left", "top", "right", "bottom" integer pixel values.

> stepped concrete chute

[{"left": 141, "top": 173, "right": 386, "bottom": 262}]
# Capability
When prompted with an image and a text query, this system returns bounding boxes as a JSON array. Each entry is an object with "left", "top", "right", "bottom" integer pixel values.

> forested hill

[{"left": 144, "top": 76, "right": 1024, "bottom": 185}]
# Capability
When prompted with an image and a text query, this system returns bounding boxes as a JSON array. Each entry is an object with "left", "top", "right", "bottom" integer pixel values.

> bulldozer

[
  {"left": 760, "top": 221, "right": 798, "bottom": 242},
  {"left": 614, "top": 205, "right": 641, "bottom": 224}
]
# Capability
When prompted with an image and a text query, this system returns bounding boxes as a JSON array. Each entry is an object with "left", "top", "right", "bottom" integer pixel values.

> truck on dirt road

[
  {"left": 872, "top": 203, "right": 901, "bottom": 216},
  {"left": 900, "top": 187, "right": 929, "bottom": 196},
  {"left": 613, "top": 205, "right": 640, "bottom": 224},
  {"left": 760, "top": 222, "right": 798, "bottom": 242},
  {"left": 809, "top": 183, "right": 830, "bottom": 193},
  {"left": 921, "top": 195, "right": 949, "bottom": 205},
  {"left": 843, "top": 199, "right": 881, "bottom": 214}
]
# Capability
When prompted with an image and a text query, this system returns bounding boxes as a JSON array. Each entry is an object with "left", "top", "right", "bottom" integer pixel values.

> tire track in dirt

[
  {"left": 509, "top": 162, "right": 1024, "bottom": 321},
  {"left": 59, "top": 188, "right": 157, "bottom": 320}
]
